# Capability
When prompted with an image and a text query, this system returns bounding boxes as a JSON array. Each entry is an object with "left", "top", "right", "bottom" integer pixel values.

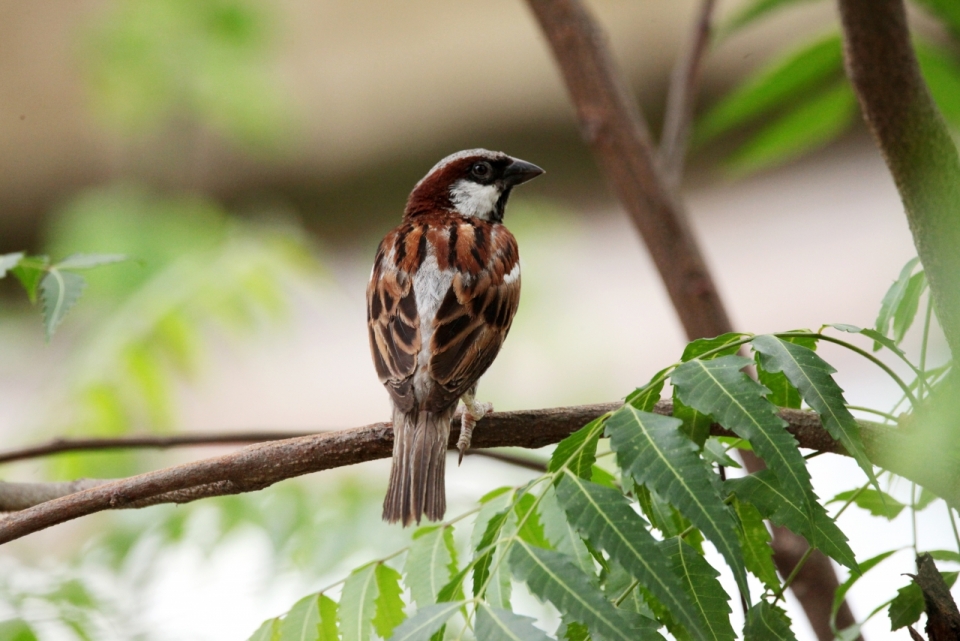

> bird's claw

[{"left": 457, "top": 400, "right": 493, "bottom": 465}]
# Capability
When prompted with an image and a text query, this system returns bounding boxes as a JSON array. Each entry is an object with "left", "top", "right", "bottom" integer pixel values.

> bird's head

[{"left": 404, "top": 149, "right": 544, "bottom": 223}]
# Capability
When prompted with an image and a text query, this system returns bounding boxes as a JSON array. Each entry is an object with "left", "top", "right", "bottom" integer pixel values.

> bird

[{"left": 367, "top": 149, "right": 544, "bottom": 526}]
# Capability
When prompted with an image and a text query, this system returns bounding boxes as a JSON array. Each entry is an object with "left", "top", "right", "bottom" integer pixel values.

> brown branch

[
  {"left": 1, "top": 400, "right": 951, "bottom": 548},
  {"left": 660, "top": 0, "right": 717, "bottom": 188}
]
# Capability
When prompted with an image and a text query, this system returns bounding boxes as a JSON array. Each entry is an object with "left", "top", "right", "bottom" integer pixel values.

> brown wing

[
  {"left": 367, "top": 239, "right": 420, "bottom": 413},
  {"left": 425, "top": 232, "right": 520, "bottom": 412}
]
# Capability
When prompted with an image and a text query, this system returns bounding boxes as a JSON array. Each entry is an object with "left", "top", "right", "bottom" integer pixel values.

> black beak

[{"left": 502, "top": 158, "right": 545, "bottom": 186}]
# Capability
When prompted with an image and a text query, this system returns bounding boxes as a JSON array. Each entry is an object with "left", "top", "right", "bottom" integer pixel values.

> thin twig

[{"left": 660, "top": 0, "right": 717, "bottom": 188}]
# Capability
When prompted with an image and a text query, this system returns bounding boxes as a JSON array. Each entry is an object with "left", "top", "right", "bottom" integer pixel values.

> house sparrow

[{"left": 367, "top": 149, "right": 543, "bottom": 525}]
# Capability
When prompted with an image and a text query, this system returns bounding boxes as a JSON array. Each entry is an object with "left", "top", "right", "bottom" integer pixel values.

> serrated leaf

[
  {"left": 339, "top": 563, "right": 378, "bottom": 641},
  {"left": 12, "top": 255, "right": 50, "bottom": 303},
  {"left": 317, "top": 595, "right": 339, "bottom": 641},
  {"left": 558, "top": 620, "right": 590, "bottom": 641},
  {"left": 702, "top": 439, "right": 742, "bottom": 468},
  {"left": 672, "top": 355, "right": 816, "bottom": 527},
  {"left": 476, "top": 604, "right": 554, "bottom": 641},
  {"left": 681, "top": 334, "right": 747, "bottom": 361},
  {"left": 549, "top": 418, "right": 604, "bottom": 479},
  {"left": 672, "top": 397, "right": 714, "bottom": 448},
  {"left": 606, "top": 406, "right": 749, "bottom": 599},
  {"left": 717, "top": 0, "right": 824, "bottom": 38},
  {"left": 696, "top": 33, "right": 843, "bottom": 144},
  {"left": 248, "top": 619, "right": 280, "bottom": 641},
  {"left": 626, "top": 368, "right": 668, "bottom": 410},
  {"left": 557, "top": 474, "right": 717, "bottom": 641},
  {"left": 875, "top": 257, "right": 921, "bottom": 342},
  {"left": 406, "top": 526, "right": 456, "bottom": 606},
  {"left": 515, "top": 493, "right": 551, "bottom": 550},
  {"left": 509, "top": 541, "right": 659, "bottom": 641},
  {"left": 658, "top": 537, "right": 735, "bottom": 641},
  {"left": 540, "top": 485, "right": 595, "bottom": 577},
  {"left": 732, "top": 497, "right": 779, "bottom": 591},
  {"left": 726, "top": 471, "right": 857, "bottom": 570},
  {"left": 55, "top": 253, "right": 128, "bottom": 270},
  {"left": 0, "top": 252, "right": 24, "bottom": 278},
  {"left": 829, "top": 489, "right": 905, "bottom": 520},
  {"left": 40, "top": 269, "right": 87, "bottom": 340},
  {"left": 755, "top": 363, "right": 801, "bottom": 410},
  {"left": 472, "top": 490, "right": 513, "bottom": 607},
  {"left": 892, "top": 272, "right": 926, "bottom": 345},
  {"left": 725, "top": 81, "right": 857, "bottom": 176},
  {"left": 390, "top": 601, "right": 466, "bottom": 641},
  {"left": 474, "top": 508, "right": 510, "bottom": 599},
  {"left": 279, "top": 594, "right": 320, "bottom": 641},
  {"left": 373, "top": 564, "right": 405, "bottom": 638},
  {"left": 752, "top": 335, "right": 878, "bottom": 492},
  {"left": 744, "top": 601, "right": 797, "bottom": 640},
  {"left": 831, "top": 549, "right": 897, "bottom": 630},
  {"left": 889, "top": 570, "right": 959, "bottom": 630},
  {"left": 590, "top": 466, "right": 618, "bottom": 489}
]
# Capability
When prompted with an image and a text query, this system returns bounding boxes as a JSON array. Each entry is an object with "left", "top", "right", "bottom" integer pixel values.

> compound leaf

[
  {"left": 339, "top": 563, "right": 378, "bottom": 641},
  {"left": 744, "top": 602, "right": 797, "bottom": 640},
  {"left": 390, "top": 601, "right": 467, "bottom": 641},
  {"left": 476, "top": 604, "right": 554, "bottom": 641},
  {"left": 373, "top": 564, "right": 406, "bottom": 638}
]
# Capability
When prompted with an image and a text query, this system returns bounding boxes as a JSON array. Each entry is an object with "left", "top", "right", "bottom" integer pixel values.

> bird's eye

[{"left": 471, "top": 162, "right": 492, "bottom": 179}]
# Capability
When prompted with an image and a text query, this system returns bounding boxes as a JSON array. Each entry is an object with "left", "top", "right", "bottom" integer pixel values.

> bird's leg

[{"left": 457, "top": 390, "right": 493, "bottom": 465}]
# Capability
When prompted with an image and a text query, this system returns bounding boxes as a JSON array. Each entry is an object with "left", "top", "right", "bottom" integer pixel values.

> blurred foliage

[
  {"left": 81, "top": 0, "right": 292, "bottom": 150},
  {"left": 697, "top": 0, "right": 960, "bottom": 176}
]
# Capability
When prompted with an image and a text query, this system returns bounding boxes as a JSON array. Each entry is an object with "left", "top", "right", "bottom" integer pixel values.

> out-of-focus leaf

[
  {"left": 317, "top": 595, "right": 339, "bottom": 641},
  {"left": 893, "top": 272, "right": 927, "bottom": 345},
  {"left": 373, "top": 564, "right": 405, "bottom": 638},
  {"left": 557, "top": 475, "right": 714, "bottom": 640},
  {"left": 831, "top": 550, "right": 897, "bottom": 631},
  {"left": 917, "top": 40, "right": 960, "bottom": 129},
  {"left": 927, "top": 550, "right": 960, "bottom": 563},
  {"left": 725, "top": 81, "right": 858, "bottom": 176},
  {"left": 389, "top": 602, "right": 466, "bottom": 641},
  {"left": 875, "top": 258, "right": 921, "bottom": 343},
  {"left": 695, "top": 33, "right": 844, "bottom": 144},
  {"left": 732, "top": 497, "right": 779, "bottom": 590},
  {"left": 405, "top": 526, "right": 457, "bottom": 607},
  {"left": 916, "top": 487, "right": 939, "bottom": 511},
  {"left": 509, "top": 542, "right": 659, "bottom": 641},
  {"left": 40, "top": 269, "right": 87, "bottom": 340},
  {"left": 888, "top": 569, "right": 959, "bottom": 631},
  {"left": 471, "top": 490, "right": 513, "bottom": 608},
  {"left": 0, "top": 620, "right": 39, "bottom": 641},
  {"left": 476, "top": 604, "right": 554, "bottom": 641},
  {"left": 549, "top": 418, "right": 604, "bottom": 479},
  {"left": 540, "top": 485, "right": 595, "bottom": 577},
  {"left": 12, "top": 256, "right": 50, "bottom": 303},
  {"left": 717, "top": 0, "right": 824, "bottom": 38},
  {"left": 914, "top": 0, "right": 960, "bottom": 36},
  {"left": 829, "top": 489, "right": 905, "bottom": 520},
  {"left": 0, "top": 252, "right": 24, "bottom": 278},
  {"left": 279, "top": 593, "right": 320, "bottom": 641},
  {"left": 606, "top": 406, "right": 748, "bottom": 598},
  {"left": 744, "top": 602, "right": 797, "bottom": 640},
  {"left": 473, "top": 509, "right": 510, "bottom": 599},
  {"left": 55, "top": 253, "right": 129, "bottom": 270},
  {"left": 339, "top": 563, "right": 378, "bottom": 641}
]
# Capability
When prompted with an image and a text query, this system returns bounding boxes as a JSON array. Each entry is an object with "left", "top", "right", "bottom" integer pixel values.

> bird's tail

[{"left": 383, "top": 405, "right": 455, "bottom": 526}]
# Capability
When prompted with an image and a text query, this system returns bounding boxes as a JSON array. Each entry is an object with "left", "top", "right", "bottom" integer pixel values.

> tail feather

[{"left": 383, "top": 406, "right": 454, "bottom": 525}]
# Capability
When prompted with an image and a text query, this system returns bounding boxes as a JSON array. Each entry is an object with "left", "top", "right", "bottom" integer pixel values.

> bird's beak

[{"left": 503, "top": 158, "right": 545, "bottom": 186}]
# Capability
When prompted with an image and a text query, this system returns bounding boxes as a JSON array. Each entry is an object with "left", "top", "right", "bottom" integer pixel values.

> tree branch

[
  {"left": 0, "top": 400, "right": 951, "bottom": 547},
  {"left": 660, "top": 0, "right": 716, "bottom": 189}
]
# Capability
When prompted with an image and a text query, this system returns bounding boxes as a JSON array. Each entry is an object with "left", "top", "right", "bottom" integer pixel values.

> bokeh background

[{"left": 0, "top": 1, "right": 958, "bottom": 639}]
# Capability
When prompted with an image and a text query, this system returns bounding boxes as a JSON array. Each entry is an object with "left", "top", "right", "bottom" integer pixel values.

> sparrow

[{"left": 367, "top": 149, "right": 544, "bottom": 525}]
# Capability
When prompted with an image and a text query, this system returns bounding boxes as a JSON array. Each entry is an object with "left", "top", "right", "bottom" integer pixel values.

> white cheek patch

[
  {"left": 503, "top": 262, "right": 520, "bottom": 285},
  {"left": 450, "top": 180, "right": 500, "bottom": 220}
]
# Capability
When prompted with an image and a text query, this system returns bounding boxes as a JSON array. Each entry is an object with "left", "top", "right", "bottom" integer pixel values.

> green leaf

[
  {"left": 751, "top": 335, "right": 878, "bottom": 491},
  {"left": 732, "top": 497, "right": 779, "bottom": 590},
  {"left": 744, "top": 601, "right": 797, "bottom": 640},
  {"left": 829, "top": 489, "right": 905, "bottom": 520},
  {"left": 673, "top": 397, "right": 714, "bottom": 448},
  {"left": 280, "top": 594, "right": 320, "bottom": 641},
  {"left": 339, "top": 563, "right": 379, "bottom": 641},
  {"left": 515, "top": 493, "right": 551, "bottom": 550},
  {"left": 927, "top": 549, "right": 960, "bottom": 563},
  {"left": 549, "top": 419, "right": 604, "bottom": 479},
  {"left": 875, "top": 257, "right": 921, "bottom": 342},
  {"left": 317, "top": 595, "right": 339, "bottom": 641},
  {"left": 658, "top": 537, "right": 735, "bottom": 641},
  {"left": 918, "top": 41, "right": 960, "bottom": 128},
  {"left": 472, "top": 490, "right": 514, "bottom": 607},
  {"left": 726, "top": 471, "right": 857, "bottom": 570},
  {"left": 915, "top": 1, "right": 960, "bottom": 39},
  {"left": 702, "top": 439, "right": 742, "bottom": 469},
  {"left": 606, "top": 405, "right": 749, "bottom": 599},
  {"left": 540, "top": 485, "right": 595, "bottom": 577},
  {"left": 755, "top": 359, "right": 801, "bottom": 410},
  {"left": 509, "top": 541, "right": 658, "bottom": 641},
  {"left": 12, "top": 255, "right": 50, "bottom": 303},
  {"left": 831, "top": 549, "right": 897, "bottom": 630},
  {"left": 634, "top": 484, "right": 700, "bottom": 545},
  {"left": 389, "top": 602, "right": 466, "bottom": 641},
  {"left": 40, "top": 269, "right": 87, "bottom": 340},
  {"left": 0, "top": 620, "right": 39, "bottom": 641},
  {"left": 0, "top": 252, "right": 24, "bottom": 278},
  {"left": 893, "top": 271, "right": 927, "bottom": 345},
  {"left": 717, "top": 0, "right": 824, "bottom": 38},
  {"left": 696, "top": 33, "right": 843, "bottom": 144},
  {"left": 889, "top": 570, "right": 959, "bottom": 630},
  {"left": 916, "top": 487, "right": 939, "bottom": 511},
  {"left": 626, "top": 368, "right": 668, "bottom": 410},
  {"left": 558, "top": 620, "right": 590, "bottom": 641},
  {"left": 373, "top": 564, "right": 406, "bottom": 638},
  {"left": 474, "top": 508, "right": 511, "bottom": 599},
  {"left": 672, "top": 355, "right": 816, "bottom": 526},
  {"left": 829, "top": 323, "right": 917, "bottom": 366},
  {"left": 557, "top": 474, "right": 716, "bottom": 641},
  {"left": 682, "top": 334, "right": 747, "bottom": 361},
  {"left": 476, "top": 604, "right": 554, "bottom": 641},
  {"left": 406, "top": 526, "right": 457, "bottom": 607},
  {"left": 55, "top": 253, "right": 128, "bottom": 270},
  {"left": 725, "top": 81, "right": 857, "bottom": 176}
]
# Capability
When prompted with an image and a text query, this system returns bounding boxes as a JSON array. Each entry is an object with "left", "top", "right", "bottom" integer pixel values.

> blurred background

[{"left": 0, "top": 0, "right": 958, "bottom": 639}]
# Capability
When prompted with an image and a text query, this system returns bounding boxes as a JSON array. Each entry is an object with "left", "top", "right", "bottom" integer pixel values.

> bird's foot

[{"left": 457, "top": 396, "right": 493, "bottom": 465}]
